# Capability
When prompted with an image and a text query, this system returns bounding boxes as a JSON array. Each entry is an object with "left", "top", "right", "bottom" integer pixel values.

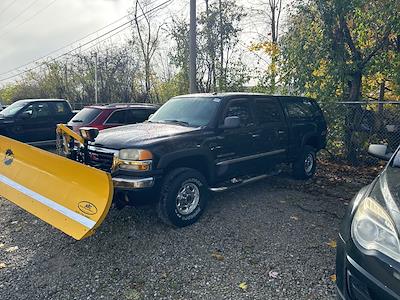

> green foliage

[
  {"left": 275, "top": 0, "right": 400, "bottom": 162},
  {"left": 169, "top": 0, "right": 248, "bottom": 92},
  {"left": 152, "top": 71, "right": 188, "bottom": 103}
]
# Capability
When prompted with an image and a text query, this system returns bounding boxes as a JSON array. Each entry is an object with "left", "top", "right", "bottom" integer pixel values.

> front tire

[
  {"left": 157, "top": 168, "right": 209, "bottom": 227},
  {"left": 293, "top": 146, "right": 317, "bottom": 179}
]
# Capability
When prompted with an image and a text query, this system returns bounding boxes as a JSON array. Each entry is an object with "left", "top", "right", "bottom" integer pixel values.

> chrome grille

[{"left": 87, "top": 148, "right": 116, "bottom": 172}]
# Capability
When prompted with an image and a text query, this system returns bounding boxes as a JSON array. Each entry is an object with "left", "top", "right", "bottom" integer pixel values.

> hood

[{"left": 91, "top": 122, "right": 200, "bottom": 149}]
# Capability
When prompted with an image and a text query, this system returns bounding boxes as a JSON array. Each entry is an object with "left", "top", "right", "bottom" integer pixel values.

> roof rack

[{"left": 105, "top": 102, "right": 159, "bottom": 108}]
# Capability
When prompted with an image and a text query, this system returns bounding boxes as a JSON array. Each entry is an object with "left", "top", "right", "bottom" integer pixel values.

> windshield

[
  {"left": 0, "top": 100, "right": 28, "bottom": 117},
  {"left": 69, "top": 107, "right": 101, "bottom": 125},
  {"left": 149, "top": 97, "right": 220, "bottom": 127}
]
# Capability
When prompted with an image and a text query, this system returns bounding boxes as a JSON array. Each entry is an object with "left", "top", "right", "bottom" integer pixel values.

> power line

[
  {"left": 0, "top": 0, "right": 18, "bottom": 19},
  {"left": 0, "top": 0, "right": 174, "bottom": 83},
  {"left": 0, "top": 0, "right": 160, "bottom": 77},
  {"left": 0, "top": 0, "right": 58, "bottom": 39},
  {"left": 0, "top": 0, "right": 42, "bottom": 33}
]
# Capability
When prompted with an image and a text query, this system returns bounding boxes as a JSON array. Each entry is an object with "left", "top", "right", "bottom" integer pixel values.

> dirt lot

[{"left": 0, "top": 160, "right": 380, "bottom": 300}]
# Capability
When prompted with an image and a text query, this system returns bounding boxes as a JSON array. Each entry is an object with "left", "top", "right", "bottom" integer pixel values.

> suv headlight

[
  {"left": 351, "top": 197, "right": 400, "bottom": 261},
  {"left": 114, "top": 149, "right": 153, "bottom": 171}
]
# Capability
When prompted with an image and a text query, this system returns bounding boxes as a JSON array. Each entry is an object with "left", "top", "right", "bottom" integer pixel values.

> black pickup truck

[
  {"left": 83, "top": 93, "right": 327, "bottom": 227},
  {"left": 0, "top": 99, "right": 74, "bottom": 145}
]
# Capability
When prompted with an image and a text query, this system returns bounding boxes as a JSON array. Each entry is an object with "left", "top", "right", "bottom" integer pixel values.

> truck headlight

[
  {"left": 351, "top": 197, "right": 400, "bottom": 261},
  {"left": 119, "top": 149, "right": 152, "bottom": 161},
  {"left": 114, "top": 149, "right": 153, "bottom": 171}
]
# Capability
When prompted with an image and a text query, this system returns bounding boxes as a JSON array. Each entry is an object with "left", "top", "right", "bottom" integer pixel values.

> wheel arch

[
  {"left": 302, "top": 133, "right": 321, "bottom": 150},
  {"left": 157, "top": 149, "right": 214, "bottom": 183}
]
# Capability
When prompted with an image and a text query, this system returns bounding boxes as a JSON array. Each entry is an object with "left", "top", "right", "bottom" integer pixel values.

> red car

[{"left": 67, "top": 103, "right": 159, "bottom": 132}]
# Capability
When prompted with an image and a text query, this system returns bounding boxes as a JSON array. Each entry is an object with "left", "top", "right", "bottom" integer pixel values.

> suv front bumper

[{"left": 112, "top": 176, "right": 155, "bottom": 190}]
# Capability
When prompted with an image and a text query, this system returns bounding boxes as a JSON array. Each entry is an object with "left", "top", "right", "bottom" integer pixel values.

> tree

[
  {"left": 130, "top": 0, "right": 163, "bottom": 102},
  {"left": 169, "top": 0, "right": 248, "bottom": 92},
  {"left": 317, "top": 0, "right": 400, "bottom": 102},
  {"left": 250, "top": 0, "right": 284, "bottom": 93},
  {"left": 278, "top": 0, "right": 400, "bottom": 163}
]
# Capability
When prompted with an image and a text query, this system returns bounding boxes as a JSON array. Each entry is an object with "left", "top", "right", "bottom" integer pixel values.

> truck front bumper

[{"left": 112, "top": 176, "right": 155, "bottom": 190}]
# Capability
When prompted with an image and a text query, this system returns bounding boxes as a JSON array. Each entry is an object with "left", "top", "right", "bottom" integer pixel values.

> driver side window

[
  {"left": 20, "top": 103, "right": 50, "bottom": 119},
  {"left": 224, "top": 100, "right": 253, "bottom": 127},
  {"left": 22, "top": 104, "right": 34, "bottom": 117}
]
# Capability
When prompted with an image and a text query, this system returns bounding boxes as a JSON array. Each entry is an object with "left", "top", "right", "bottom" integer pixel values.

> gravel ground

[{"left": 0, "top": 160, "right": 379, "bottom": 300}]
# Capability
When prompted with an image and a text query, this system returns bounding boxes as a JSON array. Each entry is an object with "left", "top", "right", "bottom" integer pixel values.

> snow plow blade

[{"left": 0, "top": 135, "right": 113, "bottom": 240}]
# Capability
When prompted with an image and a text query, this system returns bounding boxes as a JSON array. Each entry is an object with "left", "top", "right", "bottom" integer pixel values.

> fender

[{"left": 157, "top": 148, "right": 215, "bottom": 182}]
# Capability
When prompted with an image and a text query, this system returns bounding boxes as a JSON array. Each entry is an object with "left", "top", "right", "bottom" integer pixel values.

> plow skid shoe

[{"left": 0, "top": 136, "right": 113, "bottom": 240}]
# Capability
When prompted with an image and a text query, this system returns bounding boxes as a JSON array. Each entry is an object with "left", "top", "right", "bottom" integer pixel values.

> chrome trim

[
  {"left": 210, "top": 174, "right": 270, "bottom": 192},
  {"left": 112, "top": 176, "right": 154, "bottom": 190},
  {"left": 216, "top": 149, "right": 286, "bottom": 166},
  {"left": 88, "top": 145, "right": 119, "bottom": 155}
]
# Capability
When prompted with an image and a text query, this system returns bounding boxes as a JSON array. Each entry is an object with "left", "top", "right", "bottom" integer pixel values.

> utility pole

[
  {"left": 218, "top": 0, "right": 224, "bottom": 91},
  {"left": 93, "top": 52, "right": 98, "bottom": 104},
  {"left": 189, "top": 0, "right": 197, "bottom": 93},
  {"left": 64, "top": 62, "right": 68, "bottom": 99}
]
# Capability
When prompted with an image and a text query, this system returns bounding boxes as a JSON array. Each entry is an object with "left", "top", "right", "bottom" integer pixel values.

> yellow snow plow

[{"left": 0, "top": 135, "right": 113, "bottom": 240}]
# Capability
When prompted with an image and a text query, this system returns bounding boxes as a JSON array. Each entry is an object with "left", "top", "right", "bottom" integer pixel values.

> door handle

[
  {"left": 252, "top": 134, "right": 260, "bottom": 138},
  {"left": 277, "top": 130, "right": 286, "bottom": 134},
  {"left": 210, "top": 145, "right": 222, "bottom": 151}
]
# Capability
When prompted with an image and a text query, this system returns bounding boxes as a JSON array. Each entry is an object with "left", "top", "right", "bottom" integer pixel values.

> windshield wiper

[
  {"left": 163, "top": 119, "right": 190, "bottom": 126},
  {"left": 72, "top": 119, "right": 83, "bottom": 123}
]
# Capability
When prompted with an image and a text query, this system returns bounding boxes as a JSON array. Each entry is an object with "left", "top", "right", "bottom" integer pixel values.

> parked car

[
  {"left": 80, "top": 93, "right": 327, "bottom": 227},
  {"left": 67, "top": 103, "right": 159, "bottom": 132},
  {"left": 0, "top": 99, "right": 74, "bottom": 144},
  {"left": 336, "top": 144, "right": 400, "bottom": 300}
]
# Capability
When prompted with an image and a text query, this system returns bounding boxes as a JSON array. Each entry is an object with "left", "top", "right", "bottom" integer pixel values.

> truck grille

[{"left": 87, "top": 149, "right": 115, "bottom": 172}]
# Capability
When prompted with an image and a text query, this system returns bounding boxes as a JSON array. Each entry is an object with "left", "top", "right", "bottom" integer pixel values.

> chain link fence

[{"left": 319, "top": 101, "right": 400, "bottom": 165}]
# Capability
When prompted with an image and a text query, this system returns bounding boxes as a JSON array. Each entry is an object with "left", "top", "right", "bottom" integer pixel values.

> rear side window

[
  {"left": 106, "top": 110, "right": 126, "bottom": 124},
  {"left": 285, "top": 99, "right": 315, "bottom": 119},
  {"left": 126, "top": 109, "right": 154, "bottom": 124},
  {"left": 52, "top": 102, "right": 70, "bottom": 115},
  {"left": 255, "top": 99, "right": 284, "bottom": 124},
  {"left": 70, "top": 108, "right": 101, "bottom": 125}
]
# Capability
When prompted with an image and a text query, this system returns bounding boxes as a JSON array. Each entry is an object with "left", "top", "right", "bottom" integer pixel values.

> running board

[{"left": 210, "top": 174, "right": 271, "bottom": 192}]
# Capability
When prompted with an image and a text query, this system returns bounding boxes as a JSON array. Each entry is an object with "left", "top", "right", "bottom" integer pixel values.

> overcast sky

[
  {"left": 0, "top": 0, "right": 269, "bottom": 85},
  {"left": 0, "top": 0, "right": 139, "bottom": 79}
]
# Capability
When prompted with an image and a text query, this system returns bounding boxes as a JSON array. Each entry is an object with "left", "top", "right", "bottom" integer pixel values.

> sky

[
  {"left": 0, "top": 0, "right": 132, "bottom": 78},
  {"left": 0, "top": 0, "right": 270, "bottom": 86}
]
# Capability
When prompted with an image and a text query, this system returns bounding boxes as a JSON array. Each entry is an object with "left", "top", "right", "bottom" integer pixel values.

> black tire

[
  {"left": 157, "top": 168, "right": 209, "bottom": 227},
  {"left": 293, "top": 146, "right": 317, "bottom": 179}
]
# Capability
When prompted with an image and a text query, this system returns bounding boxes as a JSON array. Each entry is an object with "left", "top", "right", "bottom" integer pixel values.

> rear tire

[
  {"left": 157, "top": 168, "right": 209, "bottom": 227},
  {"left": 293, "top": 146, "right": 317, "bottom": 179}
]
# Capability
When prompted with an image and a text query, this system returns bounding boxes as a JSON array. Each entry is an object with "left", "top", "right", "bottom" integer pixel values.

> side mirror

[
  {"left": 79, "top": 127, "right": 99, "bottom": 142},
  {"left": 221, "top": 116, "right": 240, "bottom": 129},
  {"left": 368, "top": 144, "right": 392, "bottom": 161},
  {"left": 148, "top": 113, "right": 154, "bottom": 120}
]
